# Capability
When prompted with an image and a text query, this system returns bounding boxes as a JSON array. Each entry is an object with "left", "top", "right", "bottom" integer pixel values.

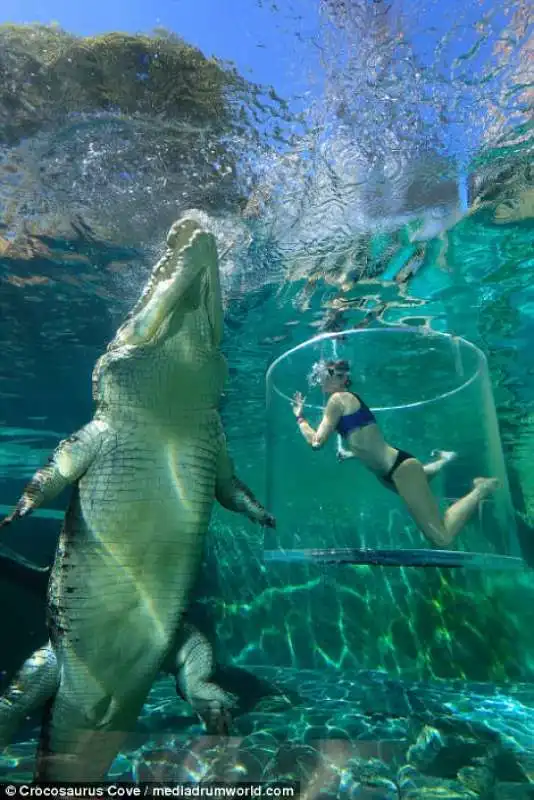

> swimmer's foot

[
  {"left": 473, "top": 477, "right": 500, "bottom": 499},
  {"left": 337, "top": 447, "right": 355, "bottom": 462},
  {"left": 431, "top": 449, "right": 458, "bottom": 464}
]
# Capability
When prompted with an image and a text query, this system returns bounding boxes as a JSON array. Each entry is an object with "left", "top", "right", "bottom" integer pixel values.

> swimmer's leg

[
  {"left": 368, "top": 450, "right": 458, "bottom": 490},
  {"left": 392, "top": 458, "right": 499, "bottom": 547},
  {"left": 378, "top": 449, "right": 458, "bottom": 493}
]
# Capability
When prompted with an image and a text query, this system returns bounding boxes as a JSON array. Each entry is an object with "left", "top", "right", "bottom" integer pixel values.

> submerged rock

[
  {"left": 407, "top": 724, "right": 488, "bottom": 777},
  {"left": 457, "top": 760, "right": 496, "bottom": 796},
  {"left": 0, "top": 24, "right": 289, "bottom": 250},
  {"left": 514, "top": 751, "right": 534, "bottom": 784},
  {"left": 341, "top": 757, "right": 399, "bottom": 799},
  {"left": 406, "top": 725, "right": 446, "bottom": 772},
  {"left": 397, "top": 764, "right": 478, "bottom": 799},
  {"left": 469, "top": 154, "right": 534, "bottom": 225},
  {"left": 0, "top": 24, "right": 248, "bottom": 144},
  {"left": 494, "top": 784, "right": 534, "bottom": 799},
  {"left": 345, "top": 782, "right": 399, "bottom": 799}
]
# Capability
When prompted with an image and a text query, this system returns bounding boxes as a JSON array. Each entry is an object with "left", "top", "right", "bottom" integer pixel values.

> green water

[
  {"left": 2, "top": 195, "right": 534, "bottom": 796},
  {"left": 213, "top": 202, "right": 534, "bottom": 677}
]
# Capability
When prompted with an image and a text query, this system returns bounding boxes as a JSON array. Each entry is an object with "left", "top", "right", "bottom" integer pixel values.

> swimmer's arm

[{"left": 297, "top": 397, "right": 343, "bottom": 450}]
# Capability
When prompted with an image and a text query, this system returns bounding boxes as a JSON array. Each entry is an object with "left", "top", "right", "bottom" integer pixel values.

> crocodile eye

[{"left": 501, "top": 198, "right": 519, "bottom": 210}]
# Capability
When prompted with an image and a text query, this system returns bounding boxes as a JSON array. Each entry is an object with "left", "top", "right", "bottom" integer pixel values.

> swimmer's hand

[{"left": 292, "top": 392, "right": 305, "bottom": 418}]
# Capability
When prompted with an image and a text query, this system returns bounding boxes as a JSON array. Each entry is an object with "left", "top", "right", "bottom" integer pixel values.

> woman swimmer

[{"left": 292, "top": 359, "right": 499, "bottom": 548}]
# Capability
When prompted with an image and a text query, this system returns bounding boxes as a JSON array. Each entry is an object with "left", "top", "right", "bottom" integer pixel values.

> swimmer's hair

[
  {"left": 325, "top": 359, "right": 350, "bottom": 372},
  {"left": 325, "top": 359, "right": 352, "bottom": 387}
]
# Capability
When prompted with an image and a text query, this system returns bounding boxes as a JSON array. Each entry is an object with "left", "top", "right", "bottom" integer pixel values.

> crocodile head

[
  {"left": 493, "top": 186, "right": 534, "bottom": 224},
  {"left": 125, "top": 212, "right": 213, "bottom": 326},
  {"left": 92, "top": 209, "right": 226, "bottom": 415},
  {"left": 470, "top": 162, "right": 534, "bottom": 225}
]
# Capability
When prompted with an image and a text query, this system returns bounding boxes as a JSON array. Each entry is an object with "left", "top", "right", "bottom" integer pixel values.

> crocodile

[
  {"left": 0, "top": 548, "right": 279, "bottom": 748},
  {"left": 0, "top": 621, "right": 237, "bottom": 750},
  {"left": 0, "top": 210, "right": 275, "bottom": 780}
]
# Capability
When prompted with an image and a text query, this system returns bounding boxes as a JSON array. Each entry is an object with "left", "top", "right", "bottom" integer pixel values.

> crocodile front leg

[
  {"left": 0, "top": 420, "right": 106, "bottom": 530},
  {"left": 215, "top": 435, "right": 275, "bottom": 527}
]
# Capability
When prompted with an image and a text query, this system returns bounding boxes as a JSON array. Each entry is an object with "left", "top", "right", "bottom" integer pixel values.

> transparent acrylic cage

[{"left": 264, "top": 327, "right": 524, "bottom": 569}]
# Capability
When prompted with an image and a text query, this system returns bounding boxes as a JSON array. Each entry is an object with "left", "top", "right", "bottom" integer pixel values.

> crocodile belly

[{"left": 47, "top": 422, "right": 219, "bottom": 704}]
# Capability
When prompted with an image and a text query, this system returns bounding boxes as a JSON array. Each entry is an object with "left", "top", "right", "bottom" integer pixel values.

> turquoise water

[
  {"left": 1, "top": 189, "right": 534, "bottom": 797},
  {"left": 0, "top": 10, "right": 533, "bottom": 798}
]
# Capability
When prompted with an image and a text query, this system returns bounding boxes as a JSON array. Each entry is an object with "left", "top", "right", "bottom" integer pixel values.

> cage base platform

[{"left": 263, "top": 547, "right": 526, "bottom": 569}]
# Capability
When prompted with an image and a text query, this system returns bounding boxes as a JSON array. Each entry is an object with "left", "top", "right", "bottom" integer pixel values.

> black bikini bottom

[{"left": 382, "top": 449, "right": 414, "bottom": 486}]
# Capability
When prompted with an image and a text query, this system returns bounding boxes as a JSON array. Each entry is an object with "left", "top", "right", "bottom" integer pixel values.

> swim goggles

[{"left": 307, "top": 361, "right": 336, "bottom": 387}]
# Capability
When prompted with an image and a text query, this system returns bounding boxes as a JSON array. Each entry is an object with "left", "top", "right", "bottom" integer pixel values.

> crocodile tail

[{"left": 0, "top": 644, "right": 58, "bottom": 750}]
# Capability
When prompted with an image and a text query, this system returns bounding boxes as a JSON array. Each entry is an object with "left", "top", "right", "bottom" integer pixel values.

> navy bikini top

[{"left": 336, "top": 392, "right": 376, "bottom": 437}]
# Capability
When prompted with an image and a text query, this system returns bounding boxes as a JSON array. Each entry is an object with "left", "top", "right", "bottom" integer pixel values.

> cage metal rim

[{"left": 266, "top": 326, "right": 486, "bottom": 413}]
